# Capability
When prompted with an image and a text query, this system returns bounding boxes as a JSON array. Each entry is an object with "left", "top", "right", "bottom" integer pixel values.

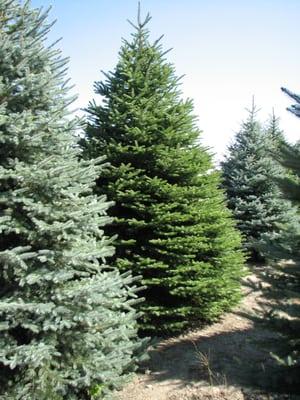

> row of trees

[
  {"left": 222, "top": 102, "right": 299, "bottom": 261},
  {"left": 221, "top": 92, "right": 300, "bottom": 391},
  {"left": 261, "top": 90, "right": 300, "bottom": 390},
  {"left": 0, "top": 0, "right": 298, "bottom": 398},
  {"left": 0, "top": 2, "right": 245, "bottom": 398}
]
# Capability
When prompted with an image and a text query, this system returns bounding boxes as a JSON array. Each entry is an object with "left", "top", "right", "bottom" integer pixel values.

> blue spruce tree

[
  {"left": 0, "top": 1, "right": 145, "bottom": 399},
  {"left": 221, "top": 101, "right": 298, "bottom": 261}
]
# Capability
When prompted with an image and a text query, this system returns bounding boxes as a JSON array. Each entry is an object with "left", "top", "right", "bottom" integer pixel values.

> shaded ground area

[{"left": 117, "top": 266, "right": 299, "bottom": 400}]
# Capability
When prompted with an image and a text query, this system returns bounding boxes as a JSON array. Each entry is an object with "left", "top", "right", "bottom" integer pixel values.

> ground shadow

[
  {"left": 141, "top": 323, "right": 279, "bottom": 391},
  {"left": 137, "top": 266, "right": 299, "bottom": 397}
]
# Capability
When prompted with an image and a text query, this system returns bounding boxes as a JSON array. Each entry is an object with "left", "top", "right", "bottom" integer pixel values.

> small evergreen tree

[
  {"left": 0, "top": 1, "right": 144, "bottom": 399},
  {"left": 251, "top": 89, "right": 300, "bottom": 393},
  {"left": 81, "top": 9, "right": 245, "bottom": 335},
  {"left": 277, "top": 142, "right": 300, "bottom": 204},
  {"left": 258, "top": 140, "right": 300, "bottom": 392},
  {"left": 258, "top": 112, "right": 300, "bottom": 259},
  {"left": 221, "top": 101, "right": 298, "bottom": 260},
  {"left": 262, "top": 88, "right": 300, "bottom": 390},
  {"left": 279, "top": 88, "right": 300, "bottom": 205}
]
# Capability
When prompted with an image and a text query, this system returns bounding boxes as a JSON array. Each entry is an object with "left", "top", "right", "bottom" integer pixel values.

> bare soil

[{"left": 116, "top": 266, "right": 299, "bottom": 400}]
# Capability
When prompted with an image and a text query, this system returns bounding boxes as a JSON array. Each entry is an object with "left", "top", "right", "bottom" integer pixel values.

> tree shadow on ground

[
  {"left": 143, "top": 324, "right": 279, "bottom": 390},
  {"left": 138, "top": 266, "right": 299, "bottom": 398}
]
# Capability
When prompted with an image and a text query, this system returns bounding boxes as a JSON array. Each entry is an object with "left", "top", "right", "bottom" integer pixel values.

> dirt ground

[{"left": 116, "top": 266, "right": 299, "bottom": 400}]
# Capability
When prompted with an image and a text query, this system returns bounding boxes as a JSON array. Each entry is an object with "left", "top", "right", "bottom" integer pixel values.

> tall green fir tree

[
  {"left": 0, "top": 1, "right": 145, "bottom": 399},
  {"left": 221, "top": 102, "right": 298, "bottom": 261},
  {"left": 81, "top": 9, "right": 245, "bottom": 335}
]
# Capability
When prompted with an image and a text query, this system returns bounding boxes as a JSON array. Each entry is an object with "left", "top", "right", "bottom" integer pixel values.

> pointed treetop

[
  {"left": 127, "top": 2, "right": 151, "bottom": 31},
  {"left": 266, "top": 108, "right": 284, "bottom": 142},
  {"left": 269, "top": 107, "right": 280, "bottom": 127},
  {"left": 271, "top": 107, "right": 276, "bottom": 119},
  {"left": 245, "top": 96, "right": 261, "bottom": 121},
  {"left": 268, "top": 107, "right": 278, "bottom": 125}
]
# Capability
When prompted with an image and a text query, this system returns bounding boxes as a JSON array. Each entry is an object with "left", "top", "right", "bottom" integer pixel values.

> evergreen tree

[
  {"left": 221, "top": 101, "right": 298, "bottom": 260},
  {"left": 277, "top": 142, "right": 300, "bottom": 204},
  {"left": 259, "top": 112, "right": 300, "bottom": 259},
  {"left": 279, "top": 88, "right": 300, "bottom": 204},
  {"left": 0, "top": 1, "right": 144, "bottom": 399},
  {"left": 265, "top": 88, "right": 300, "bottom": 389},
  {"left": 257, "top": 143, "right": 300, "bottom": 392},
  {"left": 252, "top": 89, "right": 300, "bottom": 392},
  {"left": 81, "top": 10, "right": 245, "bottom": 335}
]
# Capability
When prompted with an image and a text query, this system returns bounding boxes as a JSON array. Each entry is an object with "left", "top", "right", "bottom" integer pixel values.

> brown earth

[{"left": 116, "top": 265, "right": 299, "bottom": 400}]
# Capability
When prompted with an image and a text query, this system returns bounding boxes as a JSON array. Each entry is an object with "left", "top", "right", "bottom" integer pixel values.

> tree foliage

[
  {"left": 221, "top": 102, "right": 298, "bottom": 260},
  {"left": 0, "top": 1, "right": 144, "bottom": 399},
  {"left": 81, "top": 10, "right": 245, "bottom": 335},
  {"left": 282, "top": 87, "right": 300, "bottom": 118},
  {"left": 261, "top": 88, "right": 300, "bottom": 391}
]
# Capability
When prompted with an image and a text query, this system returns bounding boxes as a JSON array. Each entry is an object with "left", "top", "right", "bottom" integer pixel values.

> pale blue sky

[{"left": 31, "top": 0, "right": 300, "bottom": 162}]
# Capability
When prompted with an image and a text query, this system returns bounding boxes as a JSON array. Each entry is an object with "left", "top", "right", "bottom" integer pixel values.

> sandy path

[{"left": 116, "top": 269, "right": 288, "bottom": 400}]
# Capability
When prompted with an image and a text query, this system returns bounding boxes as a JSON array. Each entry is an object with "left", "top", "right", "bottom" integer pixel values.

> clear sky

[{"left": 31, "top": 0, "right": 300, "bottom": 162}]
